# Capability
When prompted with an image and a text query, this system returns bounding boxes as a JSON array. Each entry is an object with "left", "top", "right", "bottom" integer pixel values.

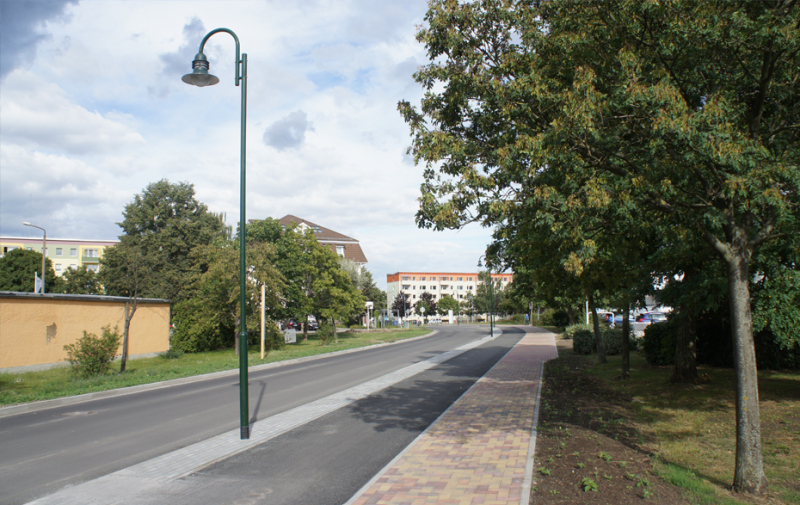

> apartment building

[
  {"left": 0, "top": 237, "right": 118, "bottom": 276},
  {"left": 278, "top": 215, "right": 367, "bottom": 267},
  {"left": 386, "top": 271, "right": 513, "bottom": 309}
]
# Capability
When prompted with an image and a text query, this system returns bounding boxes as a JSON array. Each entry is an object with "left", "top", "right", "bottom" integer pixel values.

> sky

[{"left": 0, "top": 0, "right": 496, "bottom": 290}]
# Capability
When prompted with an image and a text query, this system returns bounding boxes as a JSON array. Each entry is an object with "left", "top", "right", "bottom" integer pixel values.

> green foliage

[
  {"left": 258, "top": 323, "right": 285, "bottom": 352},
  {"left": 601, "top": 327, "right": 636, "bottom": 356},
  {"left": 63, "top": 325, "right": 122, "bottom": 377},
  {"left": 170, "top": 296, "right": 234, "bottom": 352},
  {"left": 316, "top": 321, "right": 336, "bottom": 345},
  {"left": 0, "top": 248, "right": 60, "bottom": 293},
  {"left": 570, "top": 324, "right": 634, "bottom": 356},
  {"left": 540, "top": 309, "right": 570, "bottom": 328},
  {"left": 642, "top": 320, "right": 677, "bottom": 366},
  {"left": 437, "top": 294, "right": 460, "bottom": 316},
  {"left": 159, "top": 348, "right": 184, "bottom": 360},
  {"left": 581, "top": 477, "right": 598, "bottom": 492},
  {"left": 569, "top": 325, "right": 595, "bottom": 355},
  {"left": 392, "top": 293, "right": 411, "bottom": 318},
  {"left": 61, "top": 265, "right": 103, "bottom": 295},
  {"left": 106, "top": 179, "right": 226, "bottom": 303},
  {"left": 414, "top": 291, "right": 438, "bottom": 317}
]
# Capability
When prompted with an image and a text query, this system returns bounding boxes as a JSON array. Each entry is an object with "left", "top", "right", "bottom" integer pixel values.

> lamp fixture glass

[{"left": 182, "top": 52, "right": 220, "bottom": 87}]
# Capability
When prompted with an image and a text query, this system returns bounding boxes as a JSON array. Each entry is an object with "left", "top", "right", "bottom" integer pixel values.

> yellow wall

[{"left": 0, "top": 294, "right": 170, "bottom": 371}]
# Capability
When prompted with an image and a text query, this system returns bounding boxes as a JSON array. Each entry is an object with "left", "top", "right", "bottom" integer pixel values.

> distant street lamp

[
  {"left": 23, "top": 222, "right": 46, "bottom": 294},
  {"left": 182, "top": 28, "right": 251, "bottom": 440},
  {"left": 478, "top": 257, "right": 494, "bottom": 336}
]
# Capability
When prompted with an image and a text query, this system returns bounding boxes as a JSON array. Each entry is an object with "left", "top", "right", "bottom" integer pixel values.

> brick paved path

[{"left": 348, "top": 330, "right": 558, "bottom": 505}]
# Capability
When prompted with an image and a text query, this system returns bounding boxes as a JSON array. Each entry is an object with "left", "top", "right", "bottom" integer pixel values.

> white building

[{"left": 386, "top": 271, "right": 513, "bottom": 311}]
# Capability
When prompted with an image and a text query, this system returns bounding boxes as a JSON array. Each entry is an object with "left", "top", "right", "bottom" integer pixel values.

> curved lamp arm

[{"left": 182, "top": 28, "right": 243, "bottom": 87}]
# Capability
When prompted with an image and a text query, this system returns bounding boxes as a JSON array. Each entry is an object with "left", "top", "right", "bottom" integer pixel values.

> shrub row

[{"left": 568, "top": 324, "right": 637, "bottom": 356}]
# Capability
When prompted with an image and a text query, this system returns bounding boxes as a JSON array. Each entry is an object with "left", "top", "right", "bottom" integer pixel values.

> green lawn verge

[
  {"left": 0, "top": 328, "right": 431, "bottom": 406},
  {"left": 585, "top": 350, "right": 800, "bottom": 505}
]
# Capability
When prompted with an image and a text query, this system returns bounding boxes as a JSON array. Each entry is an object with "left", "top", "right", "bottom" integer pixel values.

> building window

[
  {"left": 458, "top": 286, "right": 464, "bottom": 290},
  {"left": 402, "top": 276, "right": 410, "bottom": 281},
  {"left": 421, "top": 286, "right": 426, "bottom": 290},
  {"left": 55, "top": 264, "right": 62, "bottom": 272},
  {"left": 402, "top": 285, "right": 410, "bottom": 290},
  {"left": 420, "top": 276, "right": 426, "bottom": 281},
  {"left": 85, "top": 249, "right": 98, "bottom": 258},
  {"left": 431, "top": 286, "right": 436, "bottom": 290},
  {"left": 70, "top": 248, "right": 78, "bottom": 257},
  {"left": 458, "top": 277, "right": 463, "bottom": 281},
  {"left": 87, "top": 264, "right": 99, "bottom": 272},
  {"left": 468, "top": 286, "right": 473, "bottom": 290},
  {"left": 336, "top": 245, "right": 344, "bottom": 257},
  {"left": 441, "top": 285, "right": 448, "bottom": 290},
  {"left": 56, "top": 248, "right": 63, "bottom": 256},
  {"left": 468, "top": 277, "right": 473, "bottom": 281},
  {"left": 413, "top": 277, "right": 416, "bottom": 281}
]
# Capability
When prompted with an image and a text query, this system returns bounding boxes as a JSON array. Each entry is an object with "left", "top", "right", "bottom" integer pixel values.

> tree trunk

[
  {"left": 588, "top": 294, "right": 606, "bottom": 364},
  {"left": 620, "top": 303, "right": 630, "bottom": 379},
  {"left": 726, "top": 250, "right": 767, "bottom": 493},
  {"left": 120, "top": 300, "right": 136, "bottom": 373},
  {"left": 672, "top": 311, "right": 698, "bottom": 383}
]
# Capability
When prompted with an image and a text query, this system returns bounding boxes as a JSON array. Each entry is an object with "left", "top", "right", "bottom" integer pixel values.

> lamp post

[
  {"left": 182, "top": 28, "right": 250, "bottom": 440},
  {"left": 23, "top": 222, "right": 46, "bottom": 294},
  {"left": 478, "top": 258, "right": 494, "bottom": 336}
]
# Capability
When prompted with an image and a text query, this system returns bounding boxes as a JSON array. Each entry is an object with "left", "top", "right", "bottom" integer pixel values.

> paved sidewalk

[{"left": 347, "top": 331, "right": 558, "bottom": 505}]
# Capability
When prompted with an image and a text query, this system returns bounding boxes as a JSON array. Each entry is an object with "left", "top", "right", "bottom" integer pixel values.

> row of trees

[
  {"left": 2, "top": 179, "right": 384, "bottom": 368},
  {"left": 401, "top": 0, "right": 799, "bottom": 494}
]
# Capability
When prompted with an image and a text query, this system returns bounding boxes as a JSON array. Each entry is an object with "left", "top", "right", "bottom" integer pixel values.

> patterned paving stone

[{"left": 348, "top": 332, "right": 557, "bottom": 505}]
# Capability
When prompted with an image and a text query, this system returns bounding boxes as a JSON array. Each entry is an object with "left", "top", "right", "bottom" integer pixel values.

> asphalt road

[{"left": 0, "top": 325, "right": 522, "bottom": 505}]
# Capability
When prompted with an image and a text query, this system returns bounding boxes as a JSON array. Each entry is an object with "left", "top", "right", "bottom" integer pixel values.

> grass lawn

[
  {"left": 0, "top": 328, "right": 432, "bottom": 407},
  {"left": 586, "top": 346, "right": 800, "bottom": 504}
]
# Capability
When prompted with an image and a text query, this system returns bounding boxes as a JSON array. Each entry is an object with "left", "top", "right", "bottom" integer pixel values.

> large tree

[
  {"left": 399, "top": 0, "right": 799, "bottom": 493},
  {"left": 114, "top": 179, "right": 226, "bottom": 303},
  {"left": 0, "top": 248, "right": 60, "bottom": 293},
  {"left": 61, "top": 265, "right": 103, "bottom": 295}
]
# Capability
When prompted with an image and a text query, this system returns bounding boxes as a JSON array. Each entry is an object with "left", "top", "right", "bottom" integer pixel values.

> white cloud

[
  {"left": 0, "top": 72, "right": 145, "bottom": 155},
  {"left": 0, "top": 0, "right": 496, "bottom": 289}
]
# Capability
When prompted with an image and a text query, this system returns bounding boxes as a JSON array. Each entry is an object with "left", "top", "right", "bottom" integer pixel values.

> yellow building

[
  {"left": 0, "top": 236, "right": 118, "bottom": 276},
  {"left": 0, "top": 292, "right": 170, "bottom": 373}
]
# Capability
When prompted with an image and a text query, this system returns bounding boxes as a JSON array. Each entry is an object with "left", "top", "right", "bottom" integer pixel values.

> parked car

[
  {"left": 598, "top": 312, "right": 615, "bottom": 327},
  {"left": 613, "top": 313, "right": 636, "bottom": 325},
  {"left": 635, "top": 312, "right": 668, "bottom": 324},
  {"left": 283, "top": 319, "right": 301, "bottom": 330},
  {"left": 306, "top": 319, "right": 319, "bottom": 331}
]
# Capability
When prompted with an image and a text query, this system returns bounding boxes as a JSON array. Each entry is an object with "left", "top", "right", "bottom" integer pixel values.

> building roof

[{"left": 278, "top": 215, "right": 368, "bottom": 264}]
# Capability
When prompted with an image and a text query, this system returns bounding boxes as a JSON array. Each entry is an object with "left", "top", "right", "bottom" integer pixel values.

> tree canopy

[
  {"left": 111, "top": 179, "right": 226, "bottom": 302},
  {"left": 400, "top": 0, "right": 799, "bottom": 493},
  {"left": 0, "top": 248, "right": 59, "bottom": 293}
]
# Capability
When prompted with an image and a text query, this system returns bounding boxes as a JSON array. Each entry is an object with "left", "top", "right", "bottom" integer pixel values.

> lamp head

[
  {"left": 182, "top": 52, "right": 220, "bottom": 87},
  {"left": 23, "top": 222, "right": 31, "bottom": 226}
]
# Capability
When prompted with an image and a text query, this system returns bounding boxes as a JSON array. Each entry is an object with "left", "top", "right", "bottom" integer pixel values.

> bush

[
  {"left": 257, "top": 323, "right": 285, "bottom": 351},
  {"left": 642, "top": 319, "right": 677, "bottom": 366},
  {"left": 540, "top": 308, "right": 569, "bottom": 328},
  {"left": 63, "top": 325, "right": 121, "bottom": 377},
  {"left": 170, "top": 297, "right": 234, "bottom": 353},
  {"left": 568, "top": 324, "right": 595, "bottom": 355},
  {"left": 601, "top": 327, "right": 636, "bottom": 355},
  {"left": 317, "top": 321, "right": 336, "bottom": 344}
]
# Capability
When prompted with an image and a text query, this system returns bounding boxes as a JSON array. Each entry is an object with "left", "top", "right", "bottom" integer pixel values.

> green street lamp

[
  {"left": 478, "top": 257, "right": 494, "bottom": 336},
  {"left": 183, "top": 28, "right": 250, "bottom": 440},
  {"left": 23, "top": 222, "right": 46, "bottom": 294}
]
